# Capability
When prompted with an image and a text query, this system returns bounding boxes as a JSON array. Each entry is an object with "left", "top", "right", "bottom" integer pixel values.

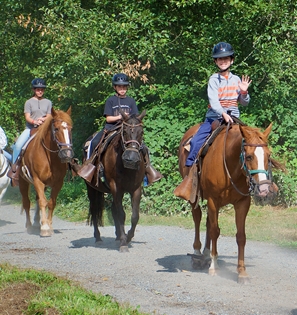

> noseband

[
  {"left": 240, "top": 141, "right": 274, "bottom": 196},
  {"left": 121, "top": 120, "right": 143, "bottom": 170}
]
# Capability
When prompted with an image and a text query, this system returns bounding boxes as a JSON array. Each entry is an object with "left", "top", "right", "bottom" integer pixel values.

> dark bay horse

[
  {"left": 85, "top": 110, "right": 146, "bottom": 252},
  {"left": 19, "top": 107, "right": 74, "bottom": 237},
  {"left": 175, "top": 122, "right": 282, "bottom": 283}
]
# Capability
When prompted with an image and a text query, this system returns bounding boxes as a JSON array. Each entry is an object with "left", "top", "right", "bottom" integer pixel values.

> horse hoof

[
  {"left": 119, "top": 246, "right": 129, "bottom": 253},
  {"left": 26, "top": 227, "right": 34, "bottom": 235},
  {"left": 40, "top": 229, "right": 52, "bottom": 237},
  {"left": 208, "top": 268, "right": 218, "bottom": 276},
  {"left": 238, "top": 275, "right": 250, "bottom": 284}
]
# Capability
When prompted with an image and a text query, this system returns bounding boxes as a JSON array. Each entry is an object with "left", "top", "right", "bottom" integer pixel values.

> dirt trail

[{"left": 1, "top": 202, "right": 297, "bottom": 315}]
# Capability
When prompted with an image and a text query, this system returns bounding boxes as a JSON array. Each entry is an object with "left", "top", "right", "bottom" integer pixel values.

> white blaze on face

[
  {"left": 61, "top": 121, "right": 70, "bottom": 144},
  {"left": 254, "top": 146, "right": 266, "bottom": 181}
]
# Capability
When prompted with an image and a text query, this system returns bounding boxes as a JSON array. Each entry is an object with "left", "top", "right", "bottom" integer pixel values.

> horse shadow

[
  {"left": 0, "top": 219, "right": 15, "bottom": 228},
  {"left": 156, "top": 254, "right": 249, "bottom": 282},
  {"left": 70, "top": 236, "right": 146, "bottom": 251}
]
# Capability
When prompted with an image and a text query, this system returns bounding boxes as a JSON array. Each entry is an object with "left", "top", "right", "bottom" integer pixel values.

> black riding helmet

[
  {"left": 31, "top": 78, "right": 46, "bottom": 88},
  {"left": 112, "top": 73, "right": 130, "bottom": 86},
  {"left": 212, "top": 42, "right": 234, "bottom": 59}
]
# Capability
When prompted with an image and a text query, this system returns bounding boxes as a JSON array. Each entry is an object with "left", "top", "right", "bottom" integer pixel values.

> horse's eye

[{"left": 246, "top": 155, "right": 253, "bottom": 162}]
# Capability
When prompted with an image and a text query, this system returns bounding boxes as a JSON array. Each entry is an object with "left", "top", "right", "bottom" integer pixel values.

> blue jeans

[
  {"left": 12, "top": 129, "right": 30, "bottom": 163},
  {"left": 185, "top": 119, "right": 213, "bottom": 167},
  {"left": 3, "top": 150, "right": 12, "bottom": 162}
]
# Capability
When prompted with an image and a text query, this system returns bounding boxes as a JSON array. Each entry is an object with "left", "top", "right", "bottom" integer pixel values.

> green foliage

[{"left": 1, "top": 0, "right": 297, "bottom": 209}]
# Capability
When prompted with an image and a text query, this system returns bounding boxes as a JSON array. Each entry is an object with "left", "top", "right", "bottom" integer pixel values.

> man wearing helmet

[
  {"left": 79, "top": 73, "right": 162, "bottom": 186},
  {"left": 8, "top": 78, "right": 52, "bottom": 186},
  {"left": 185, "top": 42, "right": 252, "bottom": 167}
]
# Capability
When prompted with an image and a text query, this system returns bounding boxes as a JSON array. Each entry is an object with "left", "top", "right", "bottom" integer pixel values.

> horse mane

[{"left": 34, "top": 109, "right": 73, "bottom": 143}]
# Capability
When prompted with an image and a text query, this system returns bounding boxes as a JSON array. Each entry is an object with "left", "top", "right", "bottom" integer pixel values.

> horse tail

[{"left": 87, "top": 187, "right": 104, "bottom": 227}]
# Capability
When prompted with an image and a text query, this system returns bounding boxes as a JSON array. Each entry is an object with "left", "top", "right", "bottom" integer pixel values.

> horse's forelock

[
  {"left": 126, "top": 114, "right": 141, "bottom": 124},
  {"left": 55, "top": 110, "right": 73, "bottom": 126}
]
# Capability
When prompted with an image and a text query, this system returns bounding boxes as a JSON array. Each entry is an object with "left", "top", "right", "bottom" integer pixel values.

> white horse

[
  {"left": 0, "top": 149, "right": 10, "bottom": 204},
  {"left": 0, "top": 127, "right": 11, "bottom": 204}
]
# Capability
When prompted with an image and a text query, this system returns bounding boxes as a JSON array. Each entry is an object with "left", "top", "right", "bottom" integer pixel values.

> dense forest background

[{"left": 1, "top": 0, "right": 297, "bottom": 213}]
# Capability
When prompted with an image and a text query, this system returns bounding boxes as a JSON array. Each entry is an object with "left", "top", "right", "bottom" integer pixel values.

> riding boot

[
  {"left": 7, "top": 159, "right": 21, "bottom": 187},
  {"left": 174, "top": 163, "right": 198, "bottom": 202},
  {"left": 143, "top": 147, "right": 163, "bottom": 185},
  {"left": 77, "top": 153, "right": 97, "bottom": 183}
]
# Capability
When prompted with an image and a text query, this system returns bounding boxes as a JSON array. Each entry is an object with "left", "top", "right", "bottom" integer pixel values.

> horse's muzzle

[
  {"left": 253, "top": 180, "right": 278, "bottom": 205},
  {"left": 58, "top": 148, "right": 74, "bottom": 163},
  {"left": 122, "top": 148, "right": 141, "bottom": 170}
]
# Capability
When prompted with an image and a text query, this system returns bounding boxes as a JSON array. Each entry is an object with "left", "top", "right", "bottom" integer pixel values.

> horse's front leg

[
  {"left": 34, "top": 179, "right": 51, "bottom": 237},
  {"left": 127, "top": 187, "right": 142, "bottom": 243},
  {"left": 111, "top": 191, "right": 128, "bottom": 252},
  {"left": 48, "top": 182, "right": 64, "bottom": 231},
  {"left": 234, "top": 197, "right": 251, "bottom": 284}
]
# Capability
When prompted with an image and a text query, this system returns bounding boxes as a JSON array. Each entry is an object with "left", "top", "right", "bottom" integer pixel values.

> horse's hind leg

[
  {"left": 127, "top": 187, "right": 142, "bottom": 243},
  {"left": 19, "top": 177, "right": 33, "bottom": 233},
  {"left": 190, "top": 202, "right": 209, "bottom": 269}
]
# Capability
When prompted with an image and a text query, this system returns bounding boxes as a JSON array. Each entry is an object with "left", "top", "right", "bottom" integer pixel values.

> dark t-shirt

[{"left": 104, "top": 95, "right": 139, "bottom": 130}]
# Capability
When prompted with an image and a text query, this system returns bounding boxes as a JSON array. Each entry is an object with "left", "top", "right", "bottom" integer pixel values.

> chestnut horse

[
  {"left": 175, "top": 122, "right": 281, "bottom": 283},
  {"left": 19, "top": 107, "right": 74, "bottom": 237},
  {"left": 85, "top": 110, "right": 146, "bottom": 252}
]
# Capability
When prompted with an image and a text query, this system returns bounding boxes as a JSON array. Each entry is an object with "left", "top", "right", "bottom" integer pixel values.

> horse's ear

[
  {"left": 66, "top": 106, "right": 72, "bottom": 116},
  {"left": 119, "top": 108, "right": 129, "bottom": 120},
  {"left": 51, "top": 107, "right": 56, "bottom": 117},
  {"left": 138, "top": 110, "right": 146, "bottom": 121},
  {"left": 263, "top": 123, "right": 272, "bottom": 140}
]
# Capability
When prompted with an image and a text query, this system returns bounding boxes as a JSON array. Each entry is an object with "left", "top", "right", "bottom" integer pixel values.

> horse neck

[{"left": 226, "top": 125, "right": 242, "bottom": 155}]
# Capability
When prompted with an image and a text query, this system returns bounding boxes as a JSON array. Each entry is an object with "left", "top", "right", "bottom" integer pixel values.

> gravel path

[{"left": 1, "top": 202, "right": 297, "bottom": 315}]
